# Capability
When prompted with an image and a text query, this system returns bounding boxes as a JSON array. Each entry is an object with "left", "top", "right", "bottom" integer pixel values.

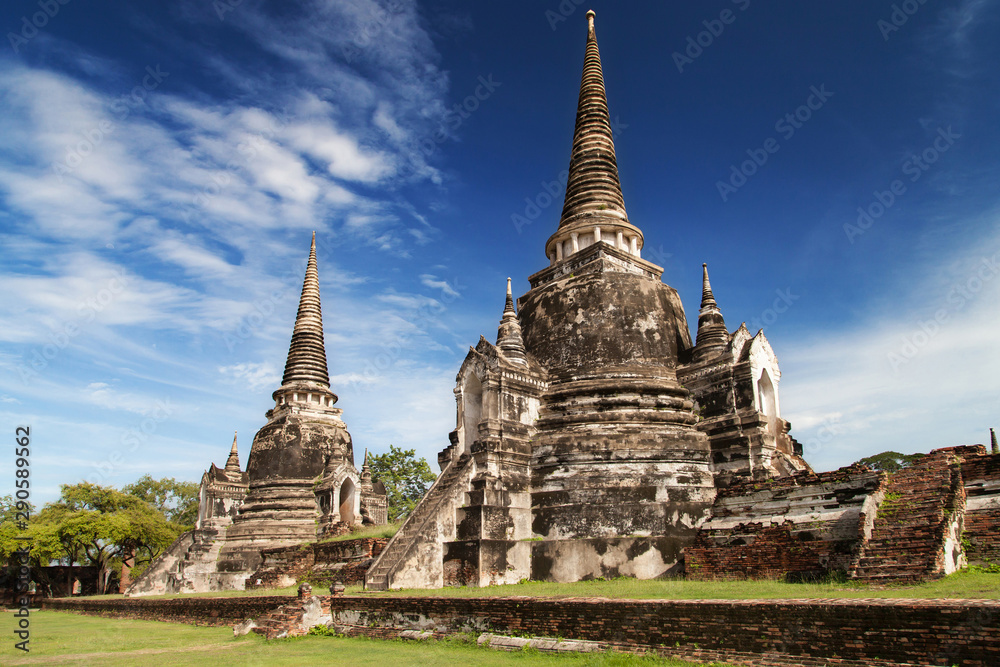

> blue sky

[{"left": 2, "top": 0, "right": 998, "bottom": 507}]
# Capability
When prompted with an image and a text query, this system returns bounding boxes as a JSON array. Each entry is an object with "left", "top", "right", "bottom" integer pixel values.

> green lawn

[
  {"left": 360, "top": 568, "right": 1000, "bottom": 600},
  {"left": 88, "top": 567, "right": 1000, "bottom": 602},
  {"left": 2, "top": 611, "right": 732, "bottom": 666}
]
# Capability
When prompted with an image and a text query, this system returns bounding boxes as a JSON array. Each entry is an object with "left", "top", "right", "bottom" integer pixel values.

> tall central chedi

[
  {"left": 517, "top": 9, "right": 715, "bottom": 576},
  {"left": 366, "top": 11, "right": 725, "bottom": 590}
]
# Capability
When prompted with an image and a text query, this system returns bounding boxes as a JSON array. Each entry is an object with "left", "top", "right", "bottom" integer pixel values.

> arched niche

[
  {"left": 339, "top": 478, "right": 356, "bottom": 524},
  {"left": 461, "top": 372, "right": 484, "bottom": 453},
  {"left": 757, "top": 369, "right": 778, "bottom": 436}
]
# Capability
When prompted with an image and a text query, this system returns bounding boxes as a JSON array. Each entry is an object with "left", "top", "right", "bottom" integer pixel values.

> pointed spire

[
  {"left": 558, "top": 10, "right": 628, "bottom": 230},
  {"left": 693, "top": 263, "right": 730, "bottom": 361},
  {"left": 496, "top": 278, "right": 527, "bottom": 364},
  {"left": 544, "top": 11, "right": 643, "bottom": 266},
  {"left": 991, "top": 428, "right": 998, "bottom": 455},
  {"left": 224, "top": 430, "right": 241, "bottom": 475},
  {"left": 361, "top": 448, "right": 372, "bottom": 481},
  {"left": 280, "top": 232, "right": 331, "bottom": 388}
]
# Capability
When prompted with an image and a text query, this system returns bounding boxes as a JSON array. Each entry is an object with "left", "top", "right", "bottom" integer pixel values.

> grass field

[
  {"left": 84, "top": 566, "right": 1000, "bottom": 602},
  {"left": 1, "top": 611, "right": 733, "bottom": 666},
  {"left": 360, "top": 567, "right": 1000, "bottom": 600}
]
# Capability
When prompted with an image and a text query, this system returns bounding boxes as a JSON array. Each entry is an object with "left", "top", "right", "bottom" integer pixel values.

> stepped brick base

[
  {"left": 689, "top": 446, "right": 1000, "bottom": 583},
  {"left": 246, "top": 537, "right": 387, "bottom": 589},
  {"left": 851, "top": 449, "right": 967, "bottom": 582}
]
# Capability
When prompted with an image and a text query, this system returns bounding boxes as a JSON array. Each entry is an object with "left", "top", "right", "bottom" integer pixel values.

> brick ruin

[
  {"left": 365, "top": 10, "right": 811, "bottom": 591},
  {"left": 362, "top": 12, "right": 999, "bottom": 590},
  {"left": 43, "top": 593, "right": 1000, "bottom": 666},
  {"left": 688, "top": 445, "right": 1000, "bottom": 581},
  {"left": 128, "top": 12, "right": 999, "bottom": 597},
  {"left": 245, "top": 537, "right": 387, "bottom": 589}
]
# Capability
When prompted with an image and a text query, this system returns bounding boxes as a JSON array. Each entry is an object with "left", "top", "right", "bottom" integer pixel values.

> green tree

[
  {"left": 369, "top": 445, "right": 437, "bottom": 521},
  {"left": 40, "top": 483, "right": 182, "bottom": 593},
  {"left": 122, "top": 475, "right": 199, "bottom": 527},
  {"left": 0, "top": 496, "right": 27, "bottom": 560},
  {"left": 854, "top": 451, "right": 924, "bottom": 473}
]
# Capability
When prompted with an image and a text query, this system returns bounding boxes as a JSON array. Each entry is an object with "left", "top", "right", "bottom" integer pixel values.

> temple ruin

[
  {"left": 364, "top": 11, "right": 808, "bottom": 590},
  {"left": 129, "top": 234, "right": 387, "bottom": 595},
  {"left": 131, "top": 11, "right": 999, "bottom": 596}
]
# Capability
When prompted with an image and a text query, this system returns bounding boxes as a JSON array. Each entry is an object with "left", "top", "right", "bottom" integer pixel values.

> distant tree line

[
  {"left": 853, "top": 451, "right": 925, "bottom": 472},
  {"left": 1, "top": 476, "right": 197, "bottom": 595},
  {"left": 1, "top": 449, "right": 438, "bottom": 597}
]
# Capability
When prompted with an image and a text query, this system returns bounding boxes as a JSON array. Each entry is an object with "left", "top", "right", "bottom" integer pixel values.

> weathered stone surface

[
  {"left": 367, "top": 13, "right": 806, "bottom": 590},
  {"left": 133, "top": 233, "right": 386, "bottom": 595}
]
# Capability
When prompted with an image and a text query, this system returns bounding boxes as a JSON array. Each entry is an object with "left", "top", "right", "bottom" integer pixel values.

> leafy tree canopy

[
  {"left": 122, "top": 475, "right": 199, "bottom": 527},
  {"left": 854, "top": 451, "right": 924, "bottom": 473},
  {"left": 369, "top": 445, "right": 437, "bottom": 521},
  {"left": 19, "top": 483, "right": 183, "bottom": 592},
  {"left": 0, "top": 495, "right": 35, "bottom": 562}
]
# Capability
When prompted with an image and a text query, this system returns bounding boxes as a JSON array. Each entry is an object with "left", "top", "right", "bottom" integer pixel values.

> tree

[
  {"left": 40, "top": 483, "right": 182, "bottom": 593},
  {"left": 0, "top": 495, "right": 31, "bottom": 562},
  {"left": 122, "top": 475, "right": 199, "bottom": 528},
  {"left": 854, "top": 451, "right": 924, "bottom": 473},
  {"left": 369, "top": 445, "right": 437, "bottom": 521}
]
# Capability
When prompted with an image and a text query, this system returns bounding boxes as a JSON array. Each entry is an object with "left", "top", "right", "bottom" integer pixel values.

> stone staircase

[
  {"left": 175, "top": 524, "right": 229, "bottom": 592},
  {"left": 851, "top": 451, "right": 965, "bottom": 583},
  {"left": 366, "top": 453, "right": 471, "bottom": 590},
  {"left": 239, "top": 586, "right": 331, "bottom": 639}
]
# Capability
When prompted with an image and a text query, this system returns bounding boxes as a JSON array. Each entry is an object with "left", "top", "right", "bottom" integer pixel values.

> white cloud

[
  {"left": 420, "top": 274, "right": 461, "bottom": 298},
  {"left": 218, "top": 363, "right": 282, "bottom": 393},
  {"left": 782, "top": 238, "right": 1000, "bottom": 470}
]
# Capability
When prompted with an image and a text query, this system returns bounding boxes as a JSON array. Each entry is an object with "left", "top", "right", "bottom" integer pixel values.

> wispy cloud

[{"left": 783, "top": 229, "right": 1000, "bottom": 468}]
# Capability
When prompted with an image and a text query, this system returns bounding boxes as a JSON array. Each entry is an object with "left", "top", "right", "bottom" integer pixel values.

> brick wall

[
  {"left": 246, "top": 537, "right": 388, "bottom": 589},
  {"left": 42, "top": 595, "right": 292, "bottom": 626},
  {"left": 44, "top": 594, "right": 1000, "bottom": 666},
  {"left": 961, "top": 451, "right": 1000, "bottom": 564},
  {"left": 686, "top": 521, "right": 852, "bottom": 580},
  {"left": 329, "top": 595, "right": 1000, "bottom": 667},
  {"left": 688, "top": 466, "right": 883, "bottom": 580}
]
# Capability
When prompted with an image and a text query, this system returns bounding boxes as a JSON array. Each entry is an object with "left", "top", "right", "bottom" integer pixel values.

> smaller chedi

[
  {"left": 196, "top": 431, "right": 248, "bottom": 529},
  {"left": 129, "top": 233, "right": 387, "bottom": 595}
]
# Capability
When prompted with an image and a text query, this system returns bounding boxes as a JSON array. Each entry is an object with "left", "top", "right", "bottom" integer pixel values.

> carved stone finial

[
  {"left": 693, "top": 263, "right": 729, "bottom": 362},
  {"left": 497, "top": 278, "right": 527, "bottom": 364},
  {"left": 224, "top": 431, "right": 241, "bottom": 475},
  {"left": 991, "top": 428, "right": 998, "bottom": 455}
]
